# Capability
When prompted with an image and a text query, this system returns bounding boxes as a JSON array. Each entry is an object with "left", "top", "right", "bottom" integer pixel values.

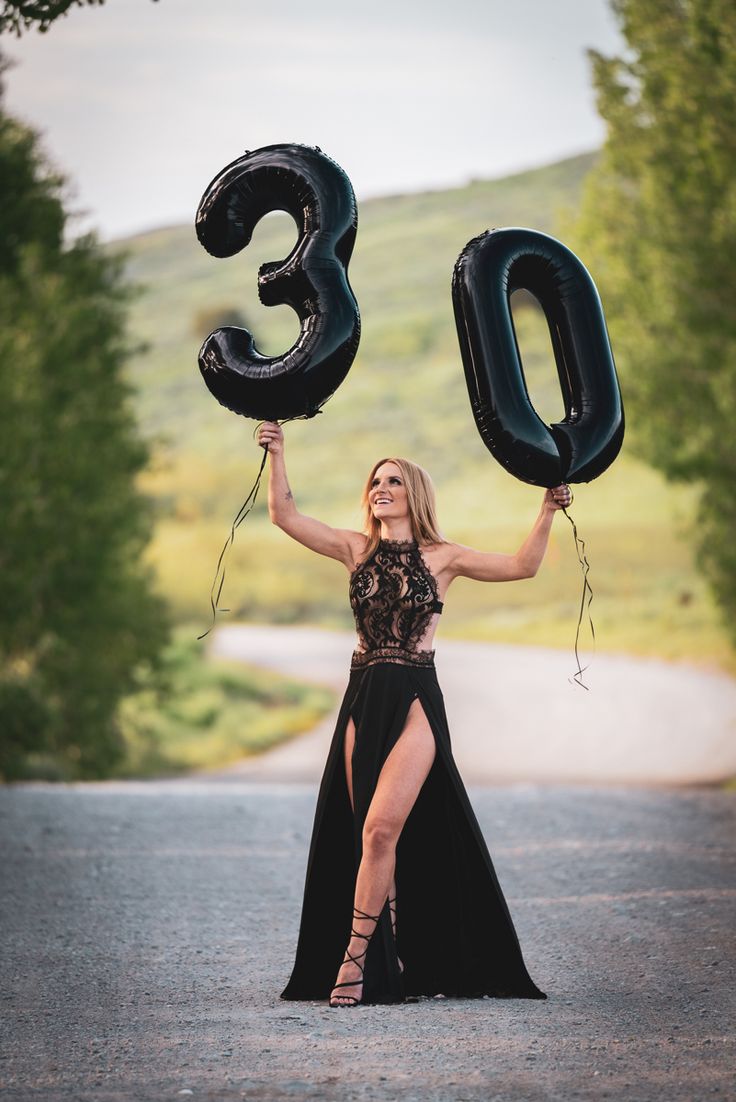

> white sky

[{"left": 3, "top": 0, "right": 624, "bottom": 241}]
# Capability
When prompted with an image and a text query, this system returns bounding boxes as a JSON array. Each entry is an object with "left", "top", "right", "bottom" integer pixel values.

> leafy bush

[{"left": 114, "top": 627, "right": 335, "bottom": 778}]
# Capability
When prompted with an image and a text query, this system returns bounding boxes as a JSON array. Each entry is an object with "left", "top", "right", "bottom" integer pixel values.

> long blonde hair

[{"left": 359, "top": 457, "right": 447, "bottom": 562}]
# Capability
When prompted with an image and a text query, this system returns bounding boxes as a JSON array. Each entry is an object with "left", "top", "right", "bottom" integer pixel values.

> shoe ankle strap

[{"left": 352, "top": 905, "right": 381, "bottom": 923}]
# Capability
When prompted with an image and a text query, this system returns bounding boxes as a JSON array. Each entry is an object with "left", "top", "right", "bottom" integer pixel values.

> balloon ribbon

[
  {"left": 560, "top": 502, "right": 595, "bottom": 690},
  {"left": 197, "top": 445, "right": 268, "bottom": 643},
  {"left": 197, "top": 413, "right": 315, "bottom": 642}
]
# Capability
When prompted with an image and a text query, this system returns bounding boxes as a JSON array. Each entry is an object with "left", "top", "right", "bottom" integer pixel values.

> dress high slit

[{"left": 279, "top": 537, "right": 547, "bottom": 1004}]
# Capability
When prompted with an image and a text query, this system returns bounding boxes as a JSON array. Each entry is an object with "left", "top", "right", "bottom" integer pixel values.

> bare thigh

[{"left": 345, "top": 696, "right": 436, "bottom": 844}]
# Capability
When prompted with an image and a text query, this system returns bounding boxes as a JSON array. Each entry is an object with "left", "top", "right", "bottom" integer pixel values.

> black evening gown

[{"left": 280, "top": 537, "right": 547, "bottom": 1004}]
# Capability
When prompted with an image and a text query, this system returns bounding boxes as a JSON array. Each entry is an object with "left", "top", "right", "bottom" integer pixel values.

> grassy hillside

[{"left": 116, "top": 151, "right": 734, "bottom": 674}]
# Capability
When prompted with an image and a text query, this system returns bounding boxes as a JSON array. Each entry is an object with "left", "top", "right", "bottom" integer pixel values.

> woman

[{"left": 257, "top": 420, "right": 570, "bottom": 1008}]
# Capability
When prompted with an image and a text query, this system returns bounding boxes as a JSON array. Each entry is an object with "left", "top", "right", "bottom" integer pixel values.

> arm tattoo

[{"left": 284, "top": 490, "right": 293, "bottom": 501}]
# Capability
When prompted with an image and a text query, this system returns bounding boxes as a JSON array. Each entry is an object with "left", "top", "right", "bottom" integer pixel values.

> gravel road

[{"left": 1, "top": 778, "right": 734, "bottom": 1101}]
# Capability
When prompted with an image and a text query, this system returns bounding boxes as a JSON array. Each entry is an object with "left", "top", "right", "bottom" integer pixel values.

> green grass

[
  {"left": 114, "top": 149, "right": 733, "bottom": 676},
  {"left": 113, "top": 627, "right": 334, "bottom": 778}
]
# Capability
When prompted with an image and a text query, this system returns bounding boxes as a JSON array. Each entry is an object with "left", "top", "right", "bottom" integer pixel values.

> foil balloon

[
  {"left": 452, "top": 227, "right": 624, "bottom": 486},
  {"left": 195, "top": 143, "right": 360, "bottom": 420}
]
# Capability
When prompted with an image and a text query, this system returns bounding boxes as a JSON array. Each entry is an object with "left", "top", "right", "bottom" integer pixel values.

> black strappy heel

[{"left": 329, "top": 905, "right": 382, "bottom": 1007}]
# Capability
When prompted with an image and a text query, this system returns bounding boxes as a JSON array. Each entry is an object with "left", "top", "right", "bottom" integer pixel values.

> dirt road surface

[{"left": 1, "top": 779, "right": 734, "bottom": 1101}]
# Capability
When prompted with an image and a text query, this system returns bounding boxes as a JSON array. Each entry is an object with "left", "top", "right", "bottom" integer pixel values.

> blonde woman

[{"left": 257, "top": 420, "right": 570, "bottom": 1008}]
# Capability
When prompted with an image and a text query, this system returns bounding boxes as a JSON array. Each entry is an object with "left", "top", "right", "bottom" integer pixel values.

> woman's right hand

[{"left": 257, "top": 420, "right": 284, "bottom": 456}]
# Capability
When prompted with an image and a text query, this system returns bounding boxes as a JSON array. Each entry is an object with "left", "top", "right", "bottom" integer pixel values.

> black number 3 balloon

[
  {"left": 452, "top": 227, "right": 624, "bottom": 487},
  {"left": 195, "top": 143, "right": 361, "bottom": 421}
]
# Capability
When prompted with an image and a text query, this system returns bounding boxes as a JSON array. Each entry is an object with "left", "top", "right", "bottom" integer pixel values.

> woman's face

[{"left": 369, "top": 462, "right": 408, "bottom": 521}]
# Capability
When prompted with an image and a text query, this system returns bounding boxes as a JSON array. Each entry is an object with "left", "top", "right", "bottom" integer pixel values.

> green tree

[
  {"left": 0, "top": 71, "right": 170, "bottom": 779},
  {"left": 1, "top": 0, "right": 157, "bottom": 36},
  {"left": 571, "top": 0, "right": 736, "bottom": 645}
]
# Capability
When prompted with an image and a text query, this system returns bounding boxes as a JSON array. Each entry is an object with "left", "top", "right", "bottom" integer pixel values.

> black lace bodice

[{"left": 349, "top": 537, "right": 444, "bottom": 669}]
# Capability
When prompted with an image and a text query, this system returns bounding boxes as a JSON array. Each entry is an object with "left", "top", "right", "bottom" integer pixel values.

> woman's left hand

[{"left": 544, "top": 484, "right": 572, "bottom": 511}]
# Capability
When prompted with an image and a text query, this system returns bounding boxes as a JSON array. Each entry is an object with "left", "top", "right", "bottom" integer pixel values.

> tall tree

[
  {"left": 572, "top": 0, "right": 736, "bottom": 646},
  {"left": 1, "top": 1, "right": 157, "bottom": 36},
  {"left": 0, "top": 66, "right": 170, "bottom": 779}
]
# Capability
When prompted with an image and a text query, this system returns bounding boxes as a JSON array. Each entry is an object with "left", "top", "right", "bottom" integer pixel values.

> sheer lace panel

[{"left": 349, "top": 538, "right": 444, "bottom": 669}]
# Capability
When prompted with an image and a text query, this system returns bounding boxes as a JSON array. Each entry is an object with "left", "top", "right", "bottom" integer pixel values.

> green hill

[{"left": 116, "top": 151, "right": 733, "bottom": 672}]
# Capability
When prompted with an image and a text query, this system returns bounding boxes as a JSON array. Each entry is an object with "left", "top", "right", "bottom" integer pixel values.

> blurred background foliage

[
  {"left": 0, "top": 64, "right": 167, "bottom": 781},
  {"left": 568, "top": 0, "right": 736, "bottom": 658},
  {"left": 0, "top": 65, "right": 333, "bottom": 782},
  {"left": 1, "top": 0, "right": 735, "bottom": 781},
  {"left": 0, "top": 0, "right": 158, "bottom": 37}
]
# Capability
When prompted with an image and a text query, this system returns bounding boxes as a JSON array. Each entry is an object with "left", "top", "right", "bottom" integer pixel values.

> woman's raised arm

[
  {"left": 449, "top": 485, "right": 571, "bottom": 582},
  {"left": 257, "top": 421, "right": 363, "bottom": 570}
]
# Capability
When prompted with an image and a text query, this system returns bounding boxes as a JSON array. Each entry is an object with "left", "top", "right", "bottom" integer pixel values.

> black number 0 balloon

[
  {"left": 452, "top": 227, "right": 624, "bottom": 487},
  {"left": 195, "top": 143, "right": 361, "bottom": 421}
]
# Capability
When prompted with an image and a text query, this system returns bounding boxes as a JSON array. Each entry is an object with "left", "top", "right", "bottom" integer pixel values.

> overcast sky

[{"left": 3, "top": 0, "right": 624, "bottom": 241}]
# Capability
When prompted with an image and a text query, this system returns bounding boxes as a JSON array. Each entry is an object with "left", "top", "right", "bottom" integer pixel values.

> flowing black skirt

[{"left": 280, "top": 660, "right": 547, "bottom": 1004}]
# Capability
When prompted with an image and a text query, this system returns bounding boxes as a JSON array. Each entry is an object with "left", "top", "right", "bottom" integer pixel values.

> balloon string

[
  {"left": 197, "top": 412, "right": 316, "bottom": 642},
  {"left": 560, "top": 503, "right": 595, "bottom": 690},
  {"left": 196, "top": 446, "right": 267, "bottom": 641}
]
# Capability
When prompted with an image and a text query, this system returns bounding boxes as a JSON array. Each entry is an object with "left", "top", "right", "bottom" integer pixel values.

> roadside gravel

[{"left": 1, "top": 779, "right": 734, "bottom": 1101}]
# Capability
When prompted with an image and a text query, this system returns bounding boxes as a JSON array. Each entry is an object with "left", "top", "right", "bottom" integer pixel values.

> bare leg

[
  {"left": 344, "top": 716, "right": 399, "bottom": 941},
  {"left": 330, "top": 698, "right": 435, "bottom": 1006}
]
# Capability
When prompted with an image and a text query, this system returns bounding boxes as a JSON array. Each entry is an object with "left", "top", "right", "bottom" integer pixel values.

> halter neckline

[{"left": 350, "top": 532, "right": 442, "bottom": 669}]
